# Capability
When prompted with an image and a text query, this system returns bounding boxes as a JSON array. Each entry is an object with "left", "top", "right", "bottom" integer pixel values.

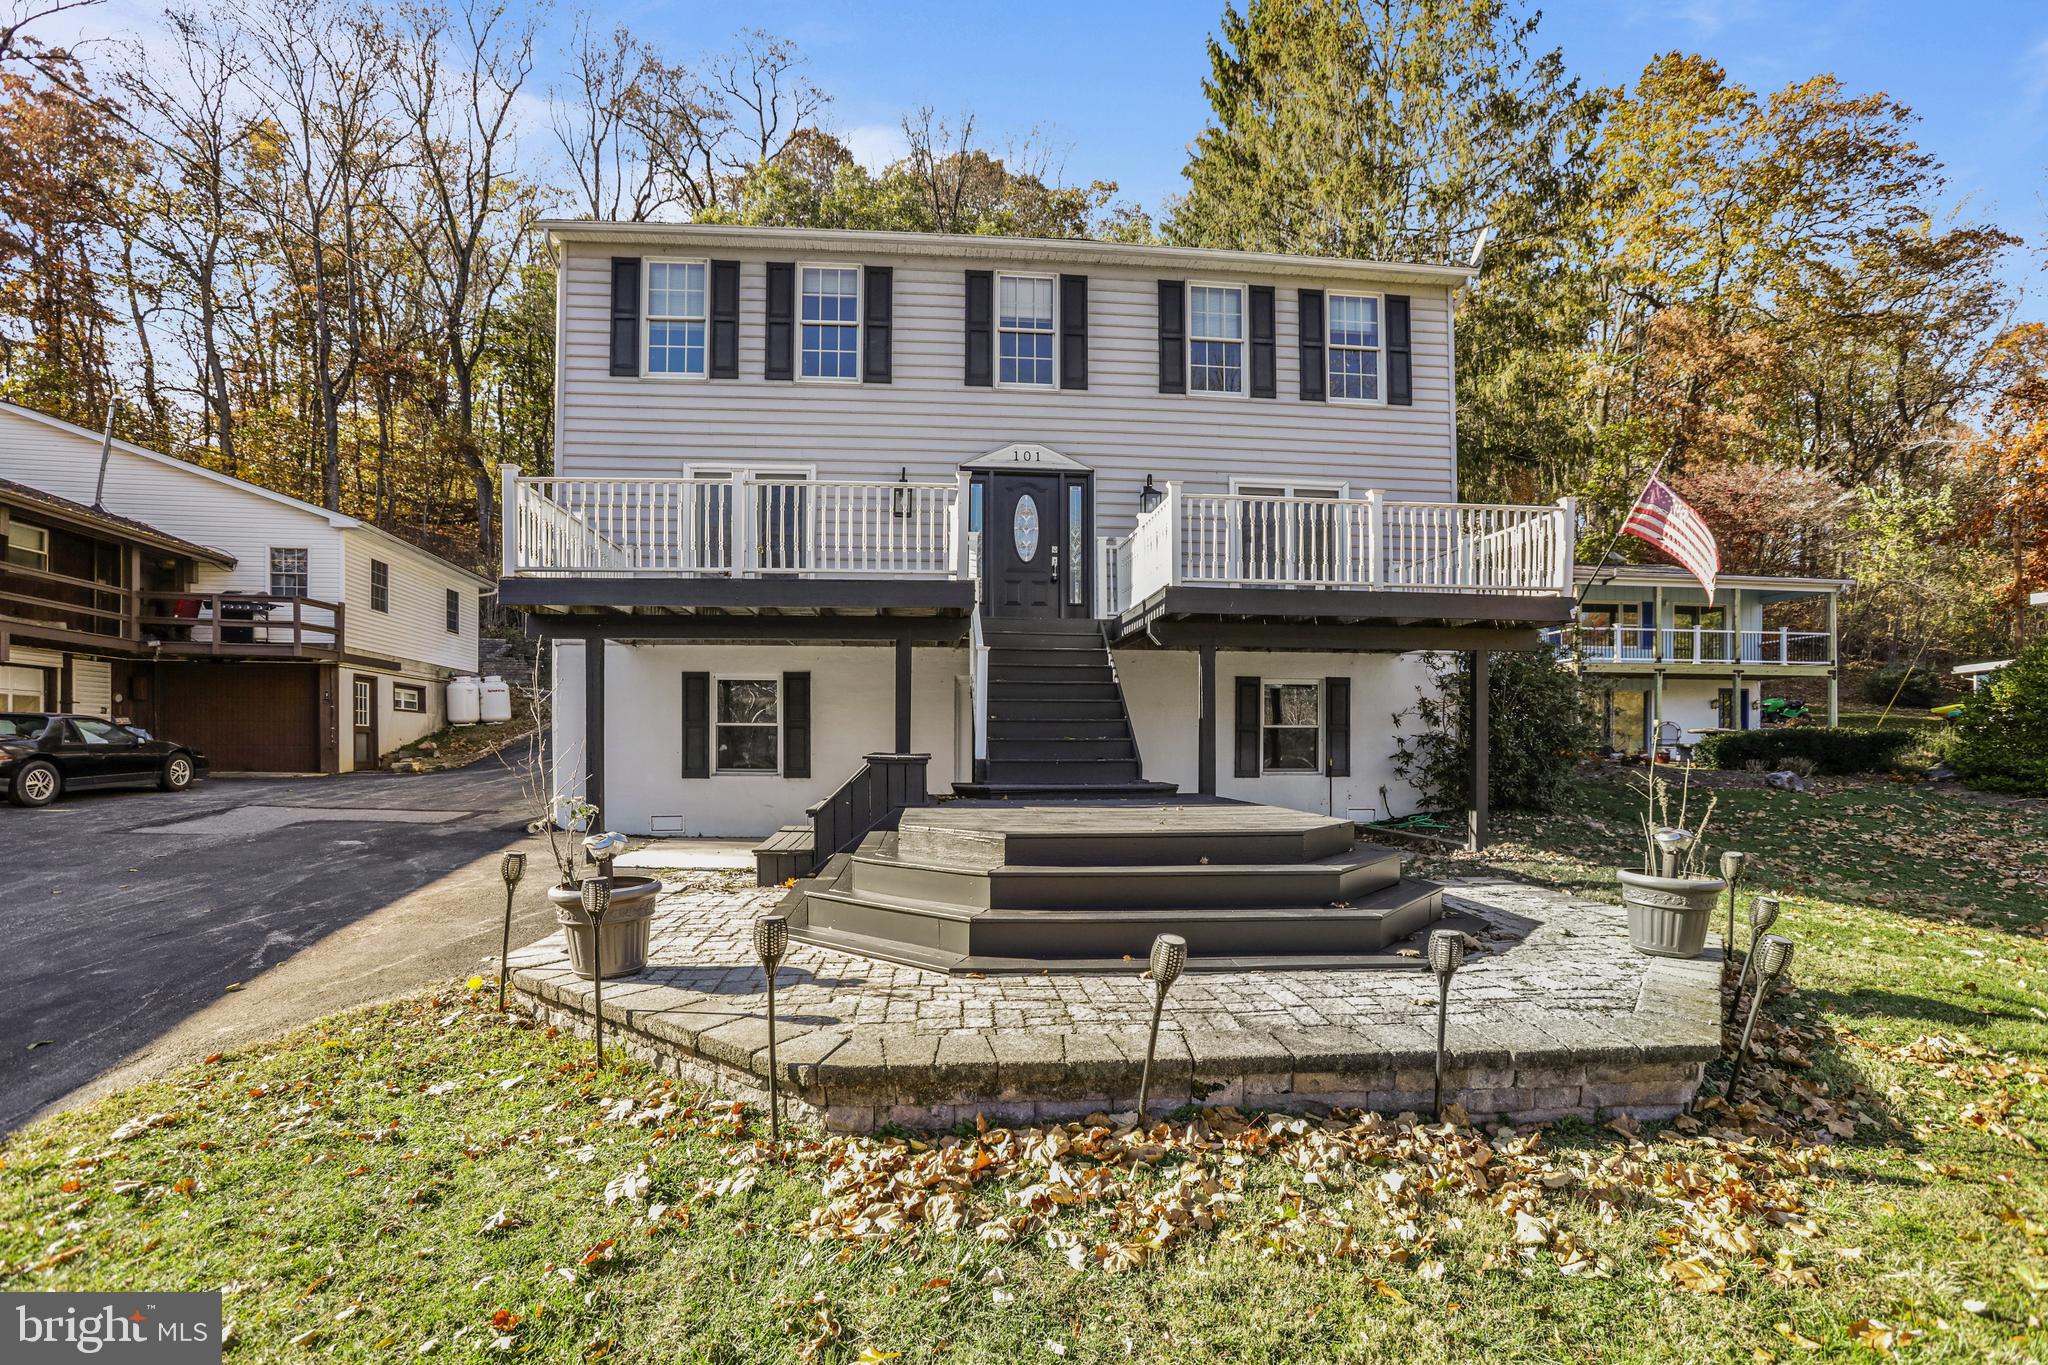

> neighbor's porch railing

[
  {"left": 1546, "top": 624, "right": 1834, "bottom": 666},
  {"left": 1108, "top": 483, "right": 1575, "bottom": 612},
  {"left": 503, "top": 470, "right": 968, "bottom": 579}
]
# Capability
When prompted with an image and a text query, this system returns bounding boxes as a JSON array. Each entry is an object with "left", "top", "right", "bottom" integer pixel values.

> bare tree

[
  {"left": 901, "top": 106, "right": 977, "bottom": 232},
  {"left": 707, "top": 28, "right": 825, "bottom": 175},
  {"left": 548, "top": 16, "right": 665, "bottom": 221},
  {"left": 383, "top": 0, "right": 545, "bottom": 553},
  {"left": 0, "top": 0, "right": 102, "bottom": 77}
]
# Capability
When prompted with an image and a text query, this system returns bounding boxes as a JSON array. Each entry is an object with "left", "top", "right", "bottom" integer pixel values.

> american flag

[{"left": 1623, "top": 476, "right": 1719, "bottom": 603}]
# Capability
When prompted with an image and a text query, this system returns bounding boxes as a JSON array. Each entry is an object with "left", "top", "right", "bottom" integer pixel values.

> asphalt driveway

[{"left": 0, "top": 756, "right": 562, "bottom": 1133}]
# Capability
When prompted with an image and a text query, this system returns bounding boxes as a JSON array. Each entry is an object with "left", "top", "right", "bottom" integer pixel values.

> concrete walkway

[{"left": 0, "top": 756, "right": 562, "bottom": 1132}]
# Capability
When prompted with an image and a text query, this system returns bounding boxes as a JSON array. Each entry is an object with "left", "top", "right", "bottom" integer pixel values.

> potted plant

[
  {"left": 1616, "top": 767, "right": 1725, "bottom": 959},
  {"left": 529, "top": 791, "right": 661, "bottom": 980}
]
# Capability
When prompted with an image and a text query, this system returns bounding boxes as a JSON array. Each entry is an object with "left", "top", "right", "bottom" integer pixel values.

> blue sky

[{"left": 48, "top": 0, "right": 2048, "bottom": 308}]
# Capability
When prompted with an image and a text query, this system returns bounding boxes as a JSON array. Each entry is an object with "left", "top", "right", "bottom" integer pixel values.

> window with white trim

[
  {"left": 997, "top": 273, "right": 1055, "bottom": 387},
  {"left": 1188, "top": 284, "right": 1245, "bottom": 394},
  {"left": 269, "top": 547, "right": 308, "bottom": 597},
  {"left": 369, "top": 559, "right": 390, "bottom": 613},
  {"left": 1262, "top": 680, "right": 1321, "bottom": 773},
  {"left": 799, "top": 266, "right": 860, "bottom": 380},
  {"left": 646, "top": 260, "right": 708, "bottom": 375},
  {"left": 393, "top": 683, "right": 426, "bottom": 713},
  {"left": 714, "top": 676, "right": 779, "bottom": 772},
  {"left": 1327, "top": 292, "right": 1382, "bottom": 401},
  {"left": 3, "top": 521, "right": 49, "bottom": 570},
  {"left": 445, "top": 588, "right": 461, "bottom": 634}
]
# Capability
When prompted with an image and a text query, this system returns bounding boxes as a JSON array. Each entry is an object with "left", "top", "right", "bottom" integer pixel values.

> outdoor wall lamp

[
  {"left": 1138, "top": 474, "right": 1163, "bottom": 515},
  {"left": 891, "top": 466, "right": 912, "bottom": 518},
  {"left": 581, "top": 876, "right": 612, "bottom": 1069},
  {"left": 1723, "top": 934, "right": 1794, "bottom": 1104},
  {"left": 1135, "top": 933, "right": 1188, "bottom": 1126},
  {"left": 497, "top": 851, "right": 527, "bottom": 1012},
  {"left": 753, "top": 914, "right": 791, "bottom": 1145},
  {"left": 1428, "top": 929, "right": 1467, "bottom": 1121}
]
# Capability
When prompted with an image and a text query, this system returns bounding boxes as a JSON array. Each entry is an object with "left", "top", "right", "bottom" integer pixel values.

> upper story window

[
  {"left": 3, "top": 521, "right": 49, "bottom": 570},
  {"left": 646, "top": 260, "right": 707, "bottom": 376},
  {"left": 369, "top": 559, "right": 390, "bottom": 613},
  {"left": 269, "top": 547, "right": 308, "bottom": 597},
  {"left": 997, "top": 273, "right": 1055, "bottom": 388},
  {"left": 1188, "top": 284, "right": 1245, "bottom": 395},
  {"left": 800, "top": 265, "right": 860, "bottom": 382},
  {"left": 445, "top": 587, "right": 461, "bottom": 634},
  {"left": 1328, "top": 293, "right": 1382, "bottom": 402}
]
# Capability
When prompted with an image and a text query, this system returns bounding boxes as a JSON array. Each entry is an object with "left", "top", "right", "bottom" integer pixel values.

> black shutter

[
  {"left": 1058, "top": 273, "right": 1088, "bottom": 390},
  {"left": 1234, "top": 676, "right": 1260, "bottom": 778},
  {"left": 1386, "top": 293, "right": 1412, "bottom": 405},
  {"left": 782, "top": 671, "right": 811, "bottom": 778},
  {"left": 681, "top": 672, "right": 710, "bottom": 778},
  {"left": 862, "top": 265, "right": 892, "bottom": 384},
  {"left": 1157, "top": 280, "right": 1186, "bottom": 393},
  {"left": 1248, "top": 284, "right": 1276, "bottom": 398},
  {"left": 1298, "top": 288, "right": 1326, "bottom": 402},
  {"left": 608, "top": 257, "right": 640, "bottom": 377},
  {"left": 1324, "top": 676, "right": 1351, "bottom": 777},
  {"left": 708, "top": 260, "right": 739, "bottom": 378},
  {"left": 764, "top": 262, "right": 795, "bottom": 380},
  {"left": 964, "top": 270, "right": 993, "bottom": 386}
]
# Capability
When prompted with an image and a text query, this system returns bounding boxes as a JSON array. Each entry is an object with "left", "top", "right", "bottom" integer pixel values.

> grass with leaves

[{"left": 2, "top": 768, "right": 2045, "bottom": 1363}]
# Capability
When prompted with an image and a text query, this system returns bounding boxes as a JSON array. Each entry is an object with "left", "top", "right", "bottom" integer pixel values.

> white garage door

[{"left": 0, "top": 664, "right": 46, "bottom": 712}]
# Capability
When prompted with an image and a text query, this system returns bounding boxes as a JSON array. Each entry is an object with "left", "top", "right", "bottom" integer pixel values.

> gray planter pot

[
  {"left": 1616, "top": 869, "right": 1727, "bottom": 959},
  {"left": 549, "top": 875, "right": 661, "bottom": 979}
]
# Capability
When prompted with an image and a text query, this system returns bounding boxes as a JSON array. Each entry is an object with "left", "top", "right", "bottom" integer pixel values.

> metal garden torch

[
  {"left": 753, "top": 914, "right": 790, "bottom": 1145},
  {"left": 1734, "top": 895, "right": 1781, "bottom": 1010},
  {"left": 581, "top": 875, "right": 612, "bottom": 1069},
  {"left": 1134, "top": 933, "right": 1188, "bottom": 1126},
  {"left": 497, "top": 850, "right": 527, "bottom": 1011},
  {"left": 1428, "top": 929, "right": 1466, "bottom": 1122},
  {"left": 1718, "top": 850, "right": 1748, "bottom": 1022},
  {"left": 1723, "top": 934, "right": 1794, "bottom": 1104},
  {"left": 1653, "top": 827, "right": 1694, "bottom": 879}
]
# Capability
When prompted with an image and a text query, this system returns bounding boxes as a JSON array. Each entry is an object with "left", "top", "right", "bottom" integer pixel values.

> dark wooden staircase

[{"left": 955, "top": 617, "right": 1177, "bottom": 799}]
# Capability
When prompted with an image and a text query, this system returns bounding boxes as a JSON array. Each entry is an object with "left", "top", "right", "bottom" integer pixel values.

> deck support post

[
  {"left": 584, "top": 638, "right": 605, "bottom": 820},
  {"left": 1467, "top": 649, "right": 1489, "bottom": 853},
  {"left": 894, "top": 638, "right": 913, "bottom": 754},
  {"left": 1197, "top": 639, "right": 1216, "bottom": 797},
  {"left": 1650, "top": 671, "right": 1665, "bottom": 765}
]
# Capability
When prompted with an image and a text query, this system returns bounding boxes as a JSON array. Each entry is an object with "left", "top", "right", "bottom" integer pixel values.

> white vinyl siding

[
  {"left": 338, "top": 528, "right": 480, "bottom": 675},
  {"left": 554, "top": 248, "right": 1460, "bottom": 525}
]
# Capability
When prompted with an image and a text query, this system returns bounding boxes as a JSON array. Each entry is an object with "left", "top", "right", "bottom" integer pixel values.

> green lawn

[{"left": 3, "top": 770, "right": 2045, "bottom": 1362}]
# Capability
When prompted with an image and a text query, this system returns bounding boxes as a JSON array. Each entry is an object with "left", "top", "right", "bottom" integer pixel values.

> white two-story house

[
  {"left": 505, "top": 223, "right": 1577, "bottom": 866},
  {"left": 0, "top": 401, "right": 489, "bottom": 772}
]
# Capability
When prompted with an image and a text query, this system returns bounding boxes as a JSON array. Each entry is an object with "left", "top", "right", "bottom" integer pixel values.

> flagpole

[{"left": 1571, "top": 454, "right": 1669, "bottom": 615}]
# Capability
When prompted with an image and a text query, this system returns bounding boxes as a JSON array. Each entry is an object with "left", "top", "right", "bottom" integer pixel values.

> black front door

[{"left": 987, "top": 473, "right": 1063, "bottom": 618}]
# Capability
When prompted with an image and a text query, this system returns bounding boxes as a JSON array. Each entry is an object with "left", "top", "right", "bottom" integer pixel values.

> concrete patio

[{"left": 510, "top": 870, "right": 1724, "bottom": 1133}]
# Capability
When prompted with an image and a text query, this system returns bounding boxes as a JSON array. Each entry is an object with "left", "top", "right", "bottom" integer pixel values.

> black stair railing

[{"left": 810, "top": 753, "right": 931, "bottom": 861}]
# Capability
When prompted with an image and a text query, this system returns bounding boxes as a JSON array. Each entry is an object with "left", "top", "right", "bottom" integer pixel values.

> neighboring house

[
  {"left": 0, "top": 402, "right": 489, "bottom": 772},
  {"left": 503, "top": 222, "right": 1577, "bottom": 850},
  {"left": 1952, "top": 593, "right": 2045, "bottom": 691},
  {"left": 1551, "top": 563, "right": 1849, "bottom": 755}
]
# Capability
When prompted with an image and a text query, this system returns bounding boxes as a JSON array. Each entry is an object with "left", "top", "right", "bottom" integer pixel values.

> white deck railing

[
  {"left": 1111, "top": 484, "right": 1574, "bottom": 612},
  {"left": 504, "top": 472, "right": 966, "bottom": 579},
  {"left": 1546, "top": 625, "right": 1833, "bottom": 666}
]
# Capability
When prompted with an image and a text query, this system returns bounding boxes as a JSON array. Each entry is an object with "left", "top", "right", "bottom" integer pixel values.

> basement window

[
  {"left": 393, "top": 684, "right": 425, "bottom": 713},
  {"left": 714, "top": 677, "right": 779, "bottom": 773},
  {"left": 1262, "top": 680, "right": 1321, "bottom": 773}
]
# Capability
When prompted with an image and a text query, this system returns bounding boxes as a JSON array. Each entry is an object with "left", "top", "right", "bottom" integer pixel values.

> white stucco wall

[
  {"left": 552, "top": 641, "right": 967, "bottom": 837},
  {"left": 1113, "top": 648, "right": 1435, "bottom": 824}
]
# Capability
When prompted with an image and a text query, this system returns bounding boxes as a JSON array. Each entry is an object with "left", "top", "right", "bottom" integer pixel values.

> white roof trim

[
  {"left": 541, "top": 221, "right": 1477, "bottom": 287},
  {"left": 0, "top": 400, "right": 492, "bottom": 589},
  {"left": 1952, "top": 659, "right": 2011, "bottom": 675}
]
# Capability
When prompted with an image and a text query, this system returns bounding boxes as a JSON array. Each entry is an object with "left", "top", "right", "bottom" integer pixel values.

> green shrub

[
  {"left": 1693, "top": 726, "right": 1916, "bottom": 775},
  {"left": 1391, "top": 651, "right": 1599, "bottom": 814},
  {"left": 1865, "top": 662, "right": 1940, "bottom": 709},
  {"left": 1950, "top": 637, "right": 2048, "bottom": 795}
]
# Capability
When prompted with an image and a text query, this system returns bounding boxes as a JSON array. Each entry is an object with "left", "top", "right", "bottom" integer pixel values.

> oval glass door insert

[{"left": 1012, "top": 493, "right": 1041, "bottom": 562}]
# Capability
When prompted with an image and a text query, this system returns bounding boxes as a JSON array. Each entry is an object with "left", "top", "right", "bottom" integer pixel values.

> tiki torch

[
  {"left": 1733, "top": 895, "right": 1781, "bottom": 1012},
  {"left": 1135, "top": 933, "right": 1188, "bottom": 1126},
  {"left": 497, "top": 851, "right": 527, "bottom": 1012},
  {"left": 1428, "top": 930, "right": 1466, "bottom": 1122},
  {"left": 753, "top": 914, "right": 790, "bottom": 1145},
  {"left": 1718, "top": 850, "right": 1748, "bottom": 1022},
  {"left": 581, "top": 875, "right": 612, "bottom": 1068},
  {"left": 1723, "top": 934, "right": 1794, "bottom": 1104}
]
